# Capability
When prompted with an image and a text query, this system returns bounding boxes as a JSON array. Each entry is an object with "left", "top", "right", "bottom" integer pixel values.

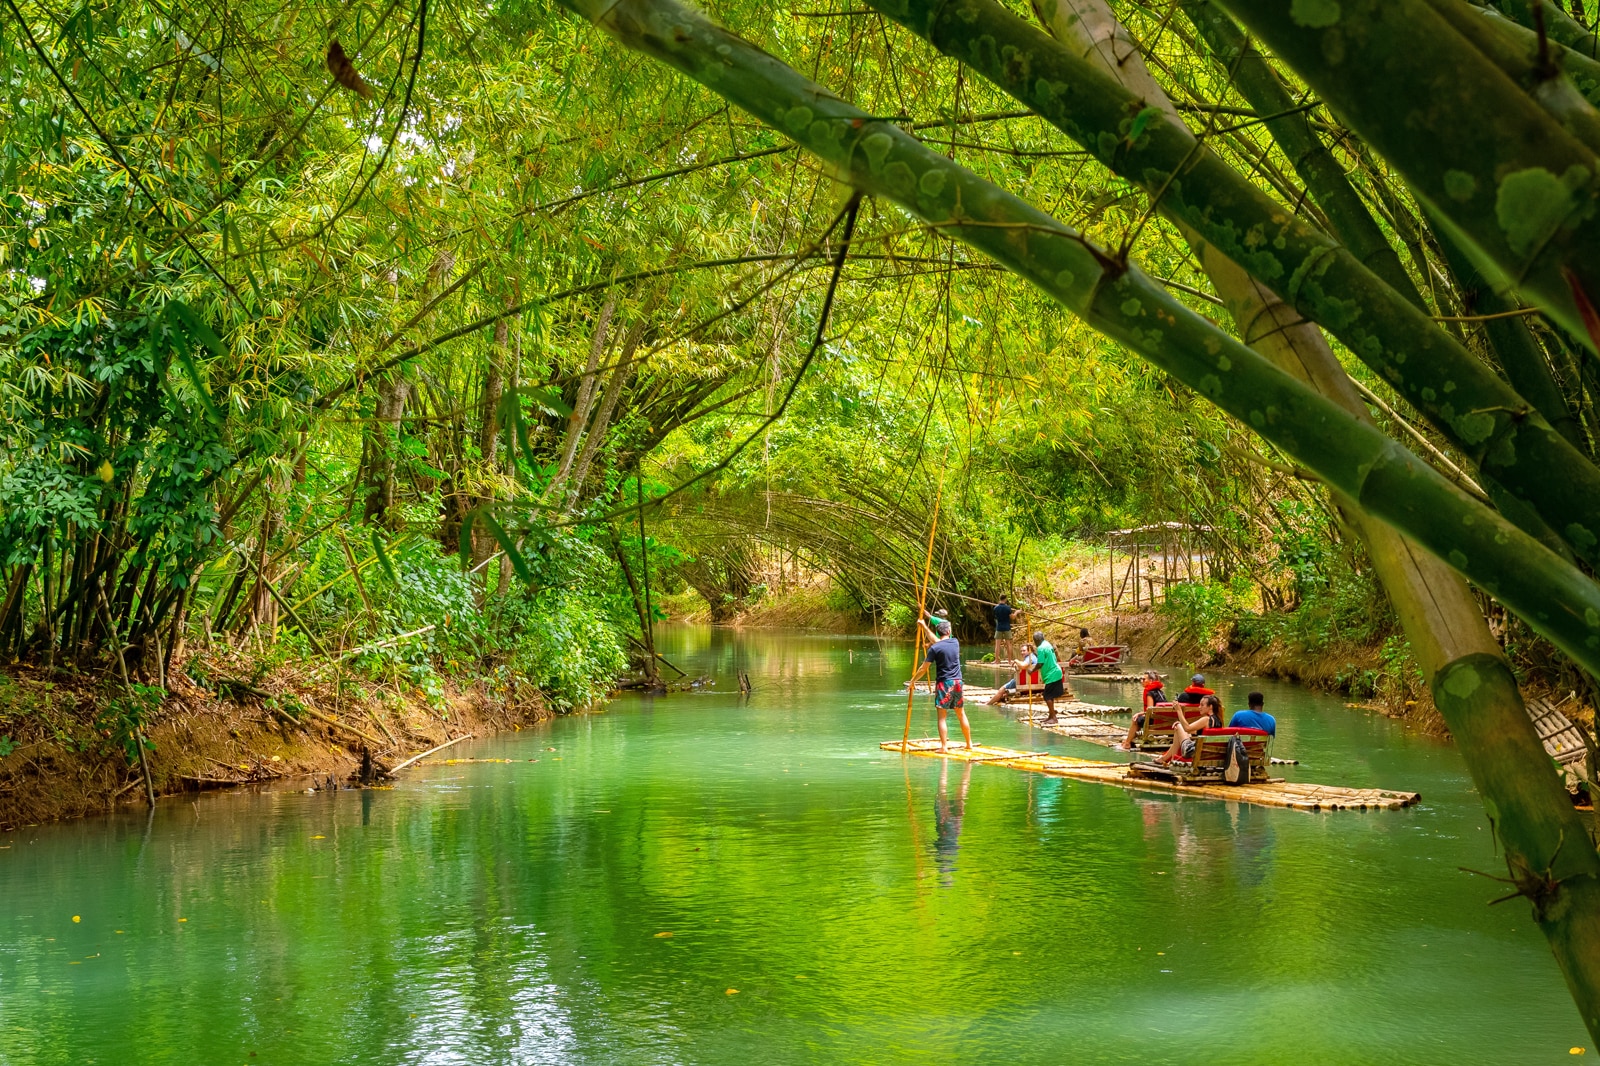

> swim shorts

[
  {"left": 935, "top": 678, "right": 965, "bottom": 710},
  {"left": 1043, "top": 678, "right": 1066, "bottom": 700}
]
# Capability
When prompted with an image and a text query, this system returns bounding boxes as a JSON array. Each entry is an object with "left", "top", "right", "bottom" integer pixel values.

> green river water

[{"left": 0, "top": 626, "right": 1591, "bottom": 1064}]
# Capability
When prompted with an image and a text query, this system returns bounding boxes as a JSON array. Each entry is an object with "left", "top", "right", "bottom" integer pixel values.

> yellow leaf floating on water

[
  {"left": 725, "top": 988, "right": 738, "bottom": 995},
  {"left": 1572, "top": 1049, "right": 1586, "bottom": 1056},
  {"left": 312, "top": 835, "right": 325, "bottom": 839},
  {"left": 654, "top": 932, "right": 673, "bottom": 938},
  {"left": 71, "top": 916, "right": 80, "bottom": 923},
  {"left": 177, "top": 918, "right": 187, "bottom": 923}
]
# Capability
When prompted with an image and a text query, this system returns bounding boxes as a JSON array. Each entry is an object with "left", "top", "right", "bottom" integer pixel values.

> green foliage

[
  {"left": 1160, "top": 579, "right": 1250, "bottom": 647},
  {"left": 96, "top": 683, "right": 162, "bottom": 765}
]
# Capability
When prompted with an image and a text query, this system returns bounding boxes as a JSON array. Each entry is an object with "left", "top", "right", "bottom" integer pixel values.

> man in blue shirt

[
  {"left": 1228, "top": 691, "right": 1277, "bottom": 736},
  {"left": 993, "top": 597, "right": 1014, "bottom": 664},
  {"left": 917, "top": 617, "right": 972, "bottom": 752}
]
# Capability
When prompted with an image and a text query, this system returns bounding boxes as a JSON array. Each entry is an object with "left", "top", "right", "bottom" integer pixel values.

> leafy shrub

[{"left": 1160, "top": 580, "right": 1244, "bottom": 646}]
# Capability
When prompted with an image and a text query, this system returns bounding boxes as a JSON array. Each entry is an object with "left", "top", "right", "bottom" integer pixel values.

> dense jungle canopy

[{"left": 6, "top": 0, "right": 1600, "bottom": 1039}]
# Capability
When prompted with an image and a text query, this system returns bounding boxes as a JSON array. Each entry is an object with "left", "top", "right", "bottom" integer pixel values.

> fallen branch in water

[{"left": 389, "top": 733, "right": 476, "bottom": 773}]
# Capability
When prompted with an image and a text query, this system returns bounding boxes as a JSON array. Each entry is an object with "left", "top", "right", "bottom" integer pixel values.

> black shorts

[{"left": 1043, "top": 678, "right": 1066, "bottom": 700}]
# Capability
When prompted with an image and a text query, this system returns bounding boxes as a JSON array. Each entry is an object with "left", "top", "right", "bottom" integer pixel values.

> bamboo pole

[{"left": 902, "top": 481, "right": 944, "bottom": 748}]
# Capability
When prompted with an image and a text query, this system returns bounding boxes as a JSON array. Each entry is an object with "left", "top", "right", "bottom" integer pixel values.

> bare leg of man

[
  {"left": 956, "top": 705, "right": 973, "bottom": 750},
  {"left": 937, "top": 707, "right": 949, "bottom": 753},
  {"left": 1043, "top": 696, "right": 1058, "bottom": 724}
]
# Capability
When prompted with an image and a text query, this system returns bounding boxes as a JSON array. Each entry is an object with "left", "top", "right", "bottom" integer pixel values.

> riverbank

[
  {"left": 666, "top": 549, "right": 1441, "bottom": 722},
  {"left": 0, "top": 647, "right": 552, "bottom": 830}
]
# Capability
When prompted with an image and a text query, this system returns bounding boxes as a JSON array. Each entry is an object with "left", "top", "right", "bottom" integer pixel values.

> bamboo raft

[{"left": 880, "top": 739, "right": 1421, "bottom": 811}]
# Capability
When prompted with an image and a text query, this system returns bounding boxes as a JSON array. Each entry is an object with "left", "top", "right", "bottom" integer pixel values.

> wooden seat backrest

[
  {"left": 1182, "top": 728, "right": 1271, "bottom": 782},
  {"left": 1135, "top": 705, "right": 1186, "bottom": 747}
]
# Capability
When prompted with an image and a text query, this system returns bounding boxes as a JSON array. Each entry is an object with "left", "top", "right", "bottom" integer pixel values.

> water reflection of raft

[{"left": 880, "top": 739, "right": 1421, "bottom": 811}]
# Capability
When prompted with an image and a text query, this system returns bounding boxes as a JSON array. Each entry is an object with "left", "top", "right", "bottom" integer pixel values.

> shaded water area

[{"left": 0, "top": 626, "right": 1590, "bottom": 1064}]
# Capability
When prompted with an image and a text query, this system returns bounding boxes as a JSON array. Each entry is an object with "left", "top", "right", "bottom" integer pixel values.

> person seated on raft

[
  {"left": 1119, "top": 670, "right": 1169, "bottom": 749},
  {"left": 1228, "top": 691, "right": 1276, "bottom": 736},
  {"left": 1154, "top": 694, "right": 1225, "bottom": 765},
  {"left": 987, "top": 647, "right": 1042, "bottom": 705},
  {"left": 1174, "top": 673, "right": 1214, "bottom": 705}
]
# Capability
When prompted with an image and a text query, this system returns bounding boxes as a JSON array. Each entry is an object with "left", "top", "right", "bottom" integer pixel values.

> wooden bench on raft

[
  {"left": 1068, "top": 644, "right": 1130, "bottom": 672},
  {"left": 1128, "top": 727, "right": 1273, "bottom": 786},
  {"left": 1132, "top": 704, "right": 1186, "bottom": 750},
  {"left": 999, "top": 667, "right": 1043, "bottom": 702}
]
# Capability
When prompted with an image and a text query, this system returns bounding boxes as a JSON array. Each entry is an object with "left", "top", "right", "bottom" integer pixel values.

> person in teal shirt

[{"left": 1032, "top": 630, "right": 1070, "bottom": 723}]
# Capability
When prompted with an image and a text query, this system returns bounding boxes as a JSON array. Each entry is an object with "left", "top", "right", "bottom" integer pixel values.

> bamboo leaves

[{"left": 164, "top": 301, "right": 224, "bottom": 426}]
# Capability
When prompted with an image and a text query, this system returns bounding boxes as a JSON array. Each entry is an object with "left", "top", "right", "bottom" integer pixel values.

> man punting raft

[{"left": 915, "top": 615, "right": 972, "bottom": 753}]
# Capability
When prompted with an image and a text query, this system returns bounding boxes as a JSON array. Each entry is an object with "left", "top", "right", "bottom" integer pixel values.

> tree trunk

[
  {"left": 567, "top": 319, "right": 643, "bottom": 510},
  {"left": 548, "top": 297, "right": 613, "bottom": 501},
  {"left": 470, "top": 315, "right": 511, "bottom": 570},
  {"left": 363, "top": 372, "right": 409, "bottom": 529}
]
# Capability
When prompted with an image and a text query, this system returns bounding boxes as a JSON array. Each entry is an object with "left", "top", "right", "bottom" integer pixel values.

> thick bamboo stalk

[
  {"left": 1178, "top": 0, "right": 1423, "bottom": 308},
  {"left": 1421, "top": 0, "right": 1600, "bottom": 152},
  {"left": 1491, "top": 0, "right": 1600, "bottom": 59},
  {"left": 1424, "top": 207, "right": 1586, "bottom": 449},
  {"left": 1432, "top": 654, "right": 1600, "bottom": 1039},
  {"left": 867, "top": 0, "right": 1600, "bottom": 566},
  {"left": 1212, "top": 0, "right": 1600, "bottom": 358}
]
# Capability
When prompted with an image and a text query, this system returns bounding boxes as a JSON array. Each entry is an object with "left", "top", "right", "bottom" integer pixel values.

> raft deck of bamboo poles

[{"left": 880, "top": 739, "right": 1420, "bottom": 811}]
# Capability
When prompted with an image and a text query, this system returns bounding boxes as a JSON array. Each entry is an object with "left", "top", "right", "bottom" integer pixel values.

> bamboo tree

[
  {"left": 1042, "top": 0, "right": 1600, "bottom": 1037},
  {"left": 1212, "top": 0, "right": 1600, "bottom": 362},
  {"left": 556, "top": 0, "right": 1600, "bottom": 1034},
  {"left": 1178, "top": 0, "right": 1424, "bottom": 308},
  {"left": 1426, "top": 208, "right": 1588, "bottom": 450},
  {"left": 864, "top": 0, "right": 1600, "bottom": 565}
]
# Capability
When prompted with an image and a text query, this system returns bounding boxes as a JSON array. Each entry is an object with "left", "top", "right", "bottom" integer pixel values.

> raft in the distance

[{"left": 879, "top": 739, "right": 1421, "bottom": 812}]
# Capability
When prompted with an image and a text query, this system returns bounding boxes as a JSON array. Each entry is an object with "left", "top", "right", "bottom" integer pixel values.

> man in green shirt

[{"left": 1032, "top": 630, "right": 1069, "bottom": 723}]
